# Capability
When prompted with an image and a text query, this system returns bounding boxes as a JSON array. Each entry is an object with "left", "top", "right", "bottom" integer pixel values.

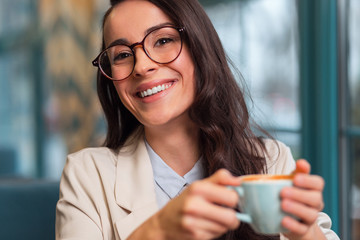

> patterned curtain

[{"left": 38, "top": 0, "right": 108, "bottom": 174}]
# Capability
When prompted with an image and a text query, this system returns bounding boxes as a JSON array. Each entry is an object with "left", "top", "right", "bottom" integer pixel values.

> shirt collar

[{"left": 145, "top": 139, "right": 205, "bottom": 199}]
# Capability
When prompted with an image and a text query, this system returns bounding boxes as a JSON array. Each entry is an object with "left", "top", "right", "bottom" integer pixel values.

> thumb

[
  {"left": 294, "top": 159, "right": 311, "bottom": 174},
  {"left": 207, "top": 169, "right": 242, "bottom": 186}
]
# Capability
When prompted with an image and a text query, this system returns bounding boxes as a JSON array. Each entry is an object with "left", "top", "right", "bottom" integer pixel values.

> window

[
  {"left": 0, "top": 0, "right": 38, "bottom": 177},
  {"left": 341, "top": 0, "right": 360, "bottom": 239},
  {"left": 203, "top": 0, "right": 301, "bottom": 157},
  {"left": 0, "top": 0, "right": 108, "bottom": 179}
]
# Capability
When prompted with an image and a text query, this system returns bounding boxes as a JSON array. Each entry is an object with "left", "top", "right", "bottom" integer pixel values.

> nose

[{"left": 132, "top": 46, "right": 158, "bottom": 78}]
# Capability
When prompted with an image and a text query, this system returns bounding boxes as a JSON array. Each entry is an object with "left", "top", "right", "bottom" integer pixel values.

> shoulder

[
  {"left": 66, "top": 147, "right": 118, "bottom": 170},
  {"left": 262, "top": 138, "right": 290, "bottom": 159},
  {"left": 60, "top": 147, "right": 119, "bottom": 189},
  {"left": 63, "top": 131, "right": 145, "bottom": 180},
  {"left": 68, "top": 147, "right": 116, "bottom": 160},
  {"left": 261, "top": 139, "right": 296, "bottom": 175}
]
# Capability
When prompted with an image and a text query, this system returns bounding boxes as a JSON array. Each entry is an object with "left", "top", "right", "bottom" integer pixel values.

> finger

[
  {"left": 282, "top": 215, "right": 310, "bottom": 236},
  {"left": 187, "top": 181, "right": 239, "bottom": 208},
  {"left": 281, "top": 187, "right": 324, "bottom": 211},
  {"left": 281, "top": 199, "right": 319, "bottom": 225},
  {"left": 294, "top": 159, "right": 311, "bottom": 174},
  {"left": 183, "top": 195, "right": 239, "bottom": 229},
  {"left": 206, "top": 169, "right": 242, "bottom": 186},
  {"left": 182, "top": 215, "right": 229, "bottom": 240},
  {"left": 293, "top": 174, "right": 325, "bottom": 191}
]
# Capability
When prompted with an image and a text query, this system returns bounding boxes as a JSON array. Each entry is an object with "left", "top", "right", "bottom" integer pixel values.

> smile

[{"left": 138, "top": 82, "right": 174, "bottom": 98}]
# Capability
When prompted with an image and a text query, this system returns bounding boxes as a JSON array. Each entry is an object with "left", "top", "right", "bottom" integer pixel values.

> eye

[
  {"left": 155, "top": 37, "right": 175, "bottom": 47},
  {"left": 112, "top": 51, "right": 133, "bottom": 64},
  {"left": 114, "top": 52, "right": 132, "bottom": 60}
]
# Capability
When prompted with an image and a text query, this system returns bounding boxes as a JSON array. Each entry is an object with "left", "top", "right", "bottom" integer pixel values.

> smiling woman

[
  {"left": 103, "top": 1, "right": 196, "bottom": 133},
  {"left": 55, "top": 1, "right": 339, "bottom": 240}
]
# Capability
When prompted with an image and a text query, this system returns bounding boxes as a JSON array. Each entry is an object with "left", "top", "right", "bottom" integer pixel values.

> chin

[{"left": 143, "top": 119, "right": 170, "bottom": 128}]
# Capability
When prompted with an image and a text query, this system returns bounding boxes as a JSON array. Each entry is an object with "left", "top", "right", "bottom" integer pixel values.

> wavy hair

[{"left": 98, "top": 0, "right": 277, "bottom": 239}]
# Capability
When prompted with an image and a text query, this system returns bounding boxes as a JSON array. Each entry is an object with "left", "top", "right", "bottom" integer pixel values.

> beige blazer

[{"left": 56, "top": 131, "right": 338, "bottom": 240}]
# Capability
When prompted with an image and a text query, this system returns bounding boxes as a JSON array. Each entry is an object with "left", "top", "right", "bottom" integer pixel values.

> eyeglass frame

[{"left": 92, "top": 25, "right": 185, "bottom": 81}]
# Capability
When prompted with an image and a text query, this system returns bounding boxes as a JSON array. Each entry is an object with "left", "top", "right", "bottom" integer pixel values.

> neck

[{"left": 144, "top": 120, "right": 200, "bottom": 176}]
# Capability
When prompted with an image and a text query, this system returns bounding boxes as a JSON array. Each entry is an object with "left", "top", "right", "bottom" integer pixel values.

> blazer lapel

[{"left": 114, "top": 130, "right": 159, "bottom": 239}]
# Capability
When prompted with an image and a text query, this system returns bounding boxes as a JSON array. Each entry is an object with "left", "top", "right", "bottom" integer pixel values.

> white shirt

[{"left": 145, "top": 140, "right": 205, "bottom": 209}]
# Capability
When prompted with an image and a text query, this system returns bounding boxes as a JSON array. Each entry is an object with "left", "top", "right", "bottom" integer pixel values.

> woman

[{"left": 56, "top": 0, "right": 339, "bottom": 239}]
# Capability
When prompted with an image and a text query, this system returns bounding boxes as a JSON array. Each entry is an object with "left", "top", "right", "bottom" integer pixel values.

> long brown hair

[{"left": 98, "top": 0, "right": 277, "bottom": 239}]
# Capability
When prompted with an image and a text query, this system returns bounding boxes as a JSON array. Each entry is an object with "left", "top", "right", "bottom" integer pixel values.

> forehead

[{"left": 103, "top": 1, "right": 173, "bottom": 46}]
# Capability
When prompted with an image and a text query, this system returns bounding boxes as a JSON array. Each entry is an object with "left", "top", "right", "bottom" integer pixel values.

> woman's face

[{"left": 103, "top": 0, "right": 196, "bottom": 129}]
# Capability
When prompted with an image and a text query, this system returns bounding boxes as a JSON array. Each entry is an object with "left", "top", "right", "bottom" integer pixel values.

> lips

[{"left": 136, "top": 81, "right": 175, "bottom": 98}]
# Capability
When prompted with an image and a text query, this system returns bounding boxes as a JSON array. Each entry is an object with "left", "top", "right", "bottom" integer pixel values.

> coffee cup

[{"left": 229, "top": 174, "right": 294, "bottom": 234}]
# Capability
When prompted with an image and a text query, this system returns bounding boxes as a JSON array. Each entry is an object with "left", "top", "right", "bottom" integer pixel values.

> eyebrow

[{"left": 106, "top": 22, "right": 175, "bottom": 48}]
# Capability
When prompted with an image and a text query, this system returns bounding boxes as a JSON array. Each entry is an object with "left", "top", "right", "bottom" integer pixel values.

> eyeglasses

[{"left": 92, "top": 25, "right": 185, "bottom": 81}]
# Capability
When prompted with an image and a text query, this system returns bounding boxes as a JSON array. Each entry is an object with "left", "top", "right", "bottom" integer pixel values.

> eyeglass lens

[{"left": 99, "top": 26, "right": 182, "bottom": 81}]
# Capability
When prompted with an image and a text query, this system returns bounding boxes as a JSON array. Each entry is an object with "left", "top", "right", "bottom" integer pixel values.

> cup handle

[
  {"left": 227, "top": 186, "right": 252, "bottom": 223},
  {"left": 227, "top": 185, "right": 244, "bottom": 196},
  {"left": 236, "top": 212, "right": 252, "bottom": 223}
]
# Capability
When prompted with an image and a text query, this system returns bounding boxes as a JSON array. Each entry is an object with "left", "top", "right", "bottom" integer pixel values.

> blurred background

[{"left": 0, "top": 0, "right": 358, "bottom": 239}]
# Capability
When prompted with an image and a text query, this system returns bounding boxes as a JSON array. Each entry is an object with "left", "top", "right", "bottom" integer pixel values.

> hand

[
  {"left": 158, "top": 169, "right": 241, "bottom": 240},
  {"left": 128, "top": 169, "right": 241, "bottom": 240},
  {"left": 280, "top": 159, "right": 326, "bottom": 240}
]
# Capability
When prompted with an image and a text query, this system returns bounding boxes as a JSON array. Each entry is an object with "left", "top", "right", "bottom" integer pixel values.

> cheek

[
  {"left": 184, "top": 62, "right": 196, "bottom": 95},
  {"left": 176, "top": 48, "right": 196, "bottom": 86}
]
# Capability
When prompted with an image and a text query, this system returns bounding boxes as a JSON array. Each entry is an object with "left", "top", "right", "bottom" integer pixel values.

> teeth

[
  {"left": 152, "top": 87, "right": 158, "bottom": 94},
  {"left": 139, "top": 83, "right": 172, "bottom": 98}
]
